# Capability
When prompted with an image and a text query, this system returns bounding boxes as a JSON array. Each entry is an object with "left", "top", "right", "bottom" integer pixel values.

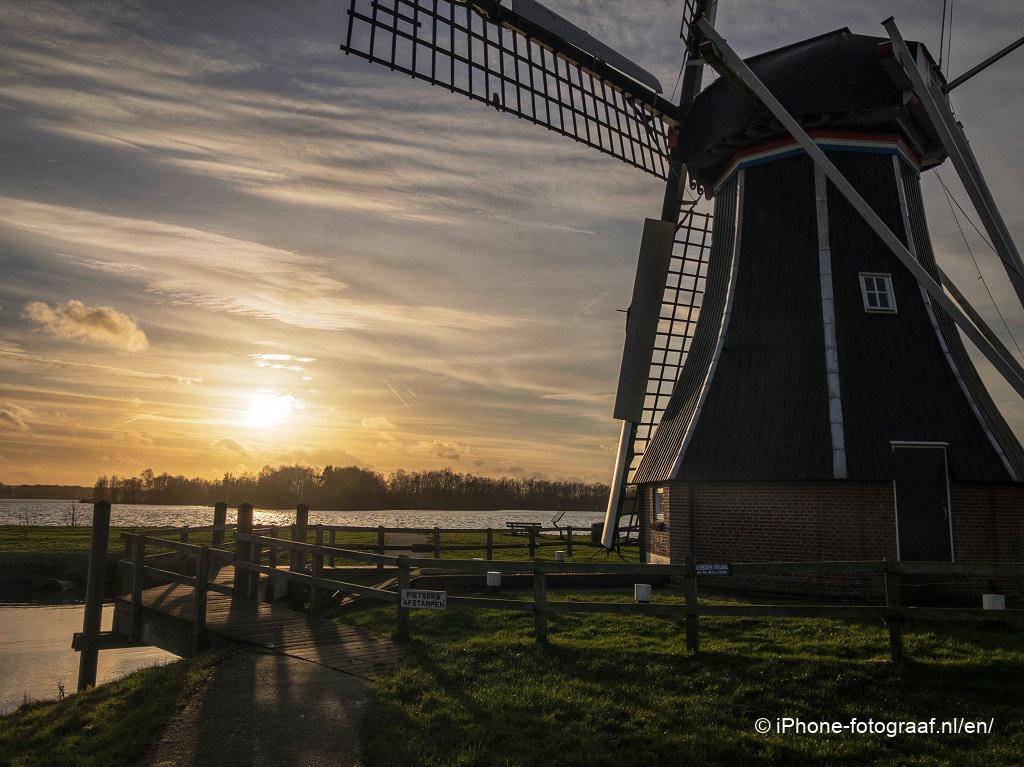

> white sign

[
  {"left": 696, "top": 563, "right": 732, "bottom": 576},
  {"left": 400, "top": 589, "right": 447, "bottom": 610}
]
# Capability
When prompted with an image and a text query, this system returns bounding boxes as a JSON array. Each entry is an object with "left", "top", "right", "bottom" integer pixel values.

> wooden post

[
  {"left": 290, "top": 504, "right": 309, "bottom": 603},
  {"left": 396, "top": 555, "right": 411, "bottom": 641},
  {"left": 566, "top": 526, "right": 573, "bottom": 557},
  {"left": 433, "top": 527, "right": 441, "bottom": 559},
  {"left": 233, "top": 503, "right": 253, "bottom": 598},
  {"left": 266, "top": 538, "right": 278, "bottom": 604},
  {"left": 884, "top": 565, "right": 905, "bottom": 663},
  {"left": 684, "top": 555, "right": 700, "bottom": 654},
  {"left": 486, "top": 528, "right": 494, "bottom": 560},
  {"left": 77, "top": 501, "right": 110, "bottom": 691},
  {"left": 179, "top": 525, "right": 189, "bottom": 570},
  {"left": 377, "top": 525, "right": 385, "bottom": 571},
  {"left": 329, "top": 529, "right": 336, "bottom": 568},
  {"left": 310, "top": 526, "right": 324, "bottom": 617},
  {"left": 212, "top": 501, "right": 227, "bottom": 546},
  {"left": 130, "top": 534, "right": 145, "bottom": 641},
  {"left": 192, "top": 547, "right": 209, "bottom": 655},
  {"left": 533, "top": 568, "right": 548, "bottom": 642},
  {"left": 249, "top": 538, "right": 261, "bottom": 600},
  {"left": 529, "top": 530, "right": 536, "bottom": 559}
]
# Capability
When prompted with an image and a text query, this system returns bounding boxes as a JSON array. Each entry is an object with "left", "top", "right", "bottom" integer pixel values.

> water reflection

[
  {"left": 0, "top": 499, "right": 604, "bottom": 530},
  {"left": 0, "top": 604, "right": 178, "bottom": 712}
]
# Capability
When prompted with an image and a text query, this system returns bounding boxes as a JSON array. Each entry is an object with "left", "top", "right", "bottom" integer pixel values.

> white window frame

[
  {"left": 859, "top": 272, "right": 897, "bottom": 314},
  {"left": 652, "top": 486, "right": 666, "bottom": 522}
]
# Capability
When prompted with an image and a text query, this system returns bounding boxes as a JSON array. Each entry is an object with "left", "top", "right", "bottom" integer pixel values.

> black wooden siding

[
  {"left": 635, "top": 148, "right": 1022, "bottom": 485},
  {"left": 676, "top": 155, "right": 831, "bottom": 481},
  {"left": 899, "top": 160, "right": 1024, "bottom": 480},
  {"left": 827, "top": 150, "right": 1016, "bottom": 482}
]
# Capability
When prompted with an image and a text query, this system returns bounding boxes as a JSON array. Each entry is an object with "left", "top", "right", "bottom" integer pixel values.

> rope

[
  {"left": 937, "top": 175, "right": 1024, "bottom": 360},
  {"left": 935, "top": 172, "right": 1023, "bottom": 278}
]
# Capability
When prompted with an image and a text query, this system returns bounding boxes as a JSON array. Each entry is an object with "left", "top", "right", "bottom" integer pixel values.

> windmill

[{"left": 340, "top": 1, "right": 1024, "bottom": 570}]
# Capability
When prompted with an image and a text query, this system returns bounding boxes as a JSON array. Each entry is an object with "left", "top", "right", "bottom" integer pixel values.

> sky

[{"left": 0, "top": 0, "right": 1021, "bottom": 486}]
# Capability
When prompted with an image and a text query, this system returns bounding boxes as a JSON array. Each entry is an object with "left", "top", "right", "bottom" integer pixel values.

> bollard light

[
  {"left": 634, "top": 583, "right": 652, "bottom": 603},
  {"left": 486, "top": 571, "right": 502, "bottom": 588},
  {"left": 554, "top": 550, "right": 566, "bottom": 562}
]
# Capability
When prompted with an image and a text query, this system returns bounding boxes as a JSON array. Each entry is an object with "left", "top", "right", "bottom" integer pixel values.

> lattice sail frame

[
  {"left": 627, "top": 199, "right": 715, "bottom": 480},
  {"left": 341, "top": 0, "right": 673, "bottom": 177}
]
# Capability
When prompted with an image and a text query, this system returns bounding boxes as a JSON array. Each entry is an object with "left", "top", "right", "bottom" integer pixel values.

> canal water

[
  {"left": 0, "top": 499, "right": 603, "bottom": 530},
  {"left": 0, "top": 603, "right": 177, "bottom": 712}
]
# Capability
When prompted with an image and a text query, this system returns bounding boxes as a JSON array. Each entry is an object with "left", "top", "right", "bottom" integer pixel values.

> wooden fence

[{"left": 72, "top": 501, "right": 1024, "bottom": 690}]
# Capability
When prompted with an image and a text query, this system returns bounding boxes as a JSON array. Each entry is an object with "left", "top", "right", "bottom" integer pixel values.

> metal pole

[
  {"left": 77, "top": 500, "right": 110, "bottom": 691},
  {"left": 396, "top": 556, "right": 410, "bottom": 641},
  {"left": 945, "top": 34, "right": 1024, "bottom": 92}
]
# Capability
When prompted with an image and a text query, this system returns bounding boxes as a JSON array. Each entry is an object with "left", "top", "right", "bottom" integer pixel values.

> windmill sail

[
  {"left": 623, "top": 199, "right": 715, "bottom": 481},
  {"left": 340, "top": 0, "right": 677, "bottom": 177}
]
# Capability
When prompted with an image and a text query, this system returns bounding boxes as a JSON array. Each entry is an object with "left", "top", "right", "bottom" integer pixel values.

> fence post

[
  {"left": 433, "top": 527, "right": 441, "bottom": 559},
  {"left": 310, "top": 526, "right": 324, "bottom": 617},
  {"left": 533, "top": 568, "right": 548, "bottom": 642},
  {"left": 684, "top": 555, "right": 700, "bottom": 654},
  {"left": 377, "top": 525, "right": 385, "bottom": 571},
  {"left": 884, "top": 564, "right": 905, "bottom": 663},
  {"left": 179, "top": 524, "right": 190, "bottom": 570},
  {"left": 290, "top": 504, "right": 309, "bottom": 604},
  {"left": 396, "top": 555, "right": 411, "bottom": 641},
  {"left": 529, "top": 530, "right": 536, "bottom": 559},
  {"left": 130, "top": 534, "right": 145, "bottom": 641},
  {"left": 233, "top": 503, "right": 253, "bottom": 598},
  {"left": 266, "top": 536, "right": 278, "bottom": 604},
  {"left": 566, "top": 526, "right": 573, "bottom": 557},
  {"left": 192, "top": 547, "right": 209, "bottom": 655},
  {"left": 77, "top": 500, "right": 110, "bottom": 691},
  {"left": 212, "top": 501, "right": 227, "bottom": 547},
  {"left": 486, "top": 528, "right": 494, "bottom": 560},
  {"left": 329, "top": 529, "right": 336, "bottom": 568}
]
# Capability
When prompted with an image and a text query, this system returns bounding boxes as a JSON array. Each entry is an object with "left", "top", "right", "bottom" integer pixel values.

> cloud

[
  {"left": 212, "top": 437, "right": 250, "bottom": 457},
  {"left": 361, "top": 416, "right": 395, "bottom": 430},
  {"left": 0, "top": 403, "right": 32, "bottom": 432},
  {"left": 24, "top": 299, "right": 149, "bottom": 351},
  {"left": 413, "top": 439, "right": 467, "bottom": 460}
]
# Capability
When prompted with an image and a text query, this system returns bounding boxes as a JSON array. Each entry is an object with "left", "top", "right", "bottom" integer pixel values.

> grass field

[
  {"left": 0, "top": 653, "right": 221, "bottom": 767},
  {"left": 342, "top": 588, "right": 1024, "bottom": 767}
]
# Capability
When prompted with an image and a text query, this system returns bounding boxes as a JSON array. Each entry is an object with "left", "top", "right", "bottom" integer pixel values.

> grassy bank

[
  {"left": 0, "top": 653, "right": 221, "bottom": 767},
  {"left": 343, "top": 589, "right": 1024, "bottom": 766}
]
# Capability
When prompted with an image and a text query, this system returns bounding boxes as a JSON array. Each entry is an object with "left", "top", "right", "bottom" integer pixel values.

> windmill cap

[{"left": 680, "top": 28, "right": 947, "bottom": 192}]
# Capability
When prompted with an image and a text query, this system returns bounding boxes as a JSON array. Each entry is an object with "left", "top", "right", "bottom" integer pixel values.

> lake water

[
  {"left": 0, "top": 498, "right": 605, "bottom": 530},
  {"left": 0, "top": 500, "right": 605, "bottom": 709},
  {"left": 0, "top": 604, "right": 177, "bottom": 712}
]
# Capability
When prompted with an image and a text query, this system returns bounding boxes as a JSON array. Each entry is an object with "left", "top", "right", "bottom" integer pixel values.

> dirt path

[
  {"left": 386, "top": 532, "right": 426, "bottom": 558},
  {"left": 142, "top": 649, "right": 370, "bottom": 767}
]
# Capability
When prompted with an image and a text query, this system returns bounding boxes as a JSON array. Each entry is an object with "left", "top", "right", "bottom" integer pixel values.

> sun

[{"left": 245, "top": 391, "right": 298, "bottom": 429}]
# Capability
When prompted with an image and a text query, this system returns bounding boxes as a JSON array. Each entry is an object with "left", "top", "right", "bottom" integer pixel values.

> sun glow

[{"left": 244, "top": 391, "right": 298, "bottom": 429}]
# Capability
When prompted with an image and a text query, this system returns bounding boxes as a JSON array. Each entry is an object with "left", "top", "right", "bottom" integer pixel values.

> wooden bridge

[
  {"left": 115, "top": 574, "right": 401, "bottom": 679},
  {"left": 73, "top": 502, "right": 416, "bottom": 689}
]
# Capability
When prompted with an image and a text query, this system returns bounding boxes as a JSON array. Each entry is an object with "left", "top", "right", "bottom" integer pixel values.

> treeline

[
  {"left": 93, "top": 465, "right": 609, "bottom": 511},
  {"left": 0, "top": 483, "right": 92, "bottom": 500}
]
